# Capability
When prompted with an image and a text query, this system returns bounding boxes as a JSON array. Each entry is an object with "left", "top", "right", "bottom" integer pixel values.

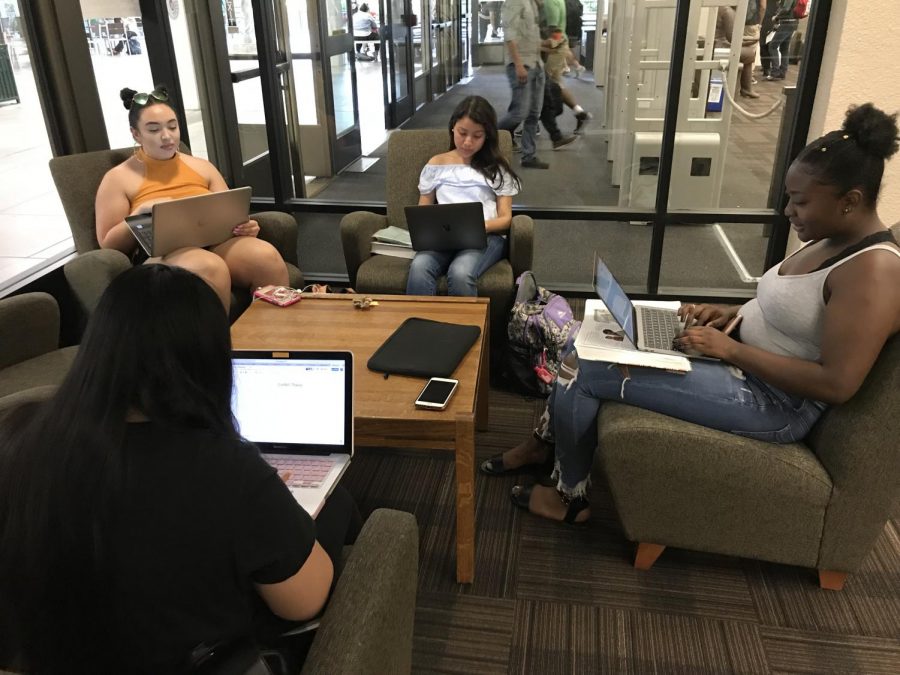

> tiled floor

[{"left": 0, "top": 53, "right": 73, "bottom": 295}]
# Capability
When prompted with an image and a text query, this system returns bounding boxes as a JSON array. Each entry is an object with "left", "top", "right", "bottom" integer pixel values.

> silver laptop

[
  {"left": 405, "top": 202, "right": 488, "bottom": 252},
  {"left": 231, "top": 350, "right": 354, "bottom": 517},
  {"left": 593, "top": 255, "right": 689, "bottom": 358},
  {"left": 125, "top": 187, "right": 252, "bottom": 257}
]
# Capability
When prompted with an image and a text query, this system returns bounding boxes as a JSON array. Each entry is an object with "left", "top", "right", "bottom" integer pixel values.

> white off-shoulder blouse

[{"left": 418, "top": 164, "right": 518, "bottom": 222}]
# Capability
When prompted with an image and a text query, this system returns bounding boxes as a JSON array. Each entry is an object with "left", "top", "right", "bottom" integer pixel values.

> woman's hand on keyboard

[
  {"left": 678, "top": 303, "right": 740, "bottom": 329},
  {"left": 675, "top": 325, "right": 737, "bottom": 361}
]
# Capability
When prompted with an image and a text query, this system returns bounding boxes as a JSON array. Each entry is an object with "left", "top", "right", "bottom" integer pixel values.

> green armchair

[
  {"left": 340, "top": 129, "right": 534, "bottom": 351},
  {"left": 0, "top": 293, "right": 77, "bottom": 410},
  {"left": 597, "top": 334, "right": 900, "bottom": 590},
  {"left": 301, "top": 508, "right": 418, "bottom": 673},
  {"left": 49, "top": 146, "right": 303, "bottom": 319}
]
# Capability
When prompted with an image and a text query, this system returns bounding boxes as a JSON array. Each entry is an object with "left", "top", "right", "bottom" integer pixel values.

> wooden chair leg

[
  {"left": 634, "top": 543, "right": 666, "bottom": 570},
  {"left": 819, "top": 570, "right": 848, "bottom": 591}
]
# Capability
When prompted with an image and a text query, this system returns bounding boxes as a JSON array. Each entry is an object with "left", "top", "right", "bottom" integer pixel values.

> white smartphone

[{"left": 415, "top": 377, "right": 459, "bottom": 410}]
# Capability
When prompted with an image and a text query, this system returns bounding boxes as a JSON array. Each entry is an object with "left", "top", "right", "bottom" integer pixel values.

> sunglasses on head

[{"left": 131, "top": 88, "right": 169, "bottom": 107}]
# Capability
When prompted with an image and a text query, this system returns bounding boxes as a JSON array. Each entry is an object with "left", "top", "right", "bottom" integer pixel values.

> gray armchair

[
  {"left": 340, "top": 129, "right": 534, "bottom": 350},
  {"left": 301, "top": 508, "right": 418, "bottom": 674},
  {"left": 597, "top": 335, "right": 900, "bottom": 591},
  {"left": 49, "top": 146, "right": 303, "bottom": 319},
  {"left": 0, "top": 293, "right": 77, "bottom": 410}
]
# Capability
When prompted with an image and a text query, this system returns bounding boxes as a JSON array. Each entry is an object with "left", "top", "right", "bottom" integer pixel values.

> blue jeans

[
  {"left": 405, "top": 234, "right": 507, "bottom": 296},
  {"left": 537, "top": 352, "right": 827, "bottom": 498},
  {"left": 767, "top": 21, "right": 796, "bottom": 76},
  {"left": 498, "top": 63, "right": 545, "bottom": 161}
]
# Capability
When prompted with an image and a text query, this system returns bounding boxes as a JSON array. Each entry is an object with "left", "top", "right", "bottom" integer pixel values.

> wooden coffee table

[{"left": 231, "top": 294, "right": 490, "bottom": 583}]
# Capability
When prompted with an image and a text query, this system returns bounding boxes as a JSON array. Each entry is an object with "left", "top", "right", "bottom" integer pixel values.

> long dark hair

[
  {"left": 120, "top": 84, "right": 178, "bottom": 129},
  {"left": 448, "top": 95, "right": 521, "bottom": 192},
  {"left": 0, "top": 265, "right": 237, "bottom": 672},
  {"left": 795, "top": 103, "right": 899, "bottom": 206}
]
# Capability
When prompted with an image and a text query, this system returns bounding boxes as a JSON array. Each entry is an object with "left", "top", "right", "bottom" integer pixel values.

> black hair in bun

[
  {"left": 120, "top": 85, "right": 176, "bottom": 130},
  {"left": 796, "top": 102, "right": 900, "bottom": 206},
  {"left": 843, "top": 103, "right": 899, "bottom": 161},
  {"left": 120, "top": 87, "right": 138, "bottom": 111}
]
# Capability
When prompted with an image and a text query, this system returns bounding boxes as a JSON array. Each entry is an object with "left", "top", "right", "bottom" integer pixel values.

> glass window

[
  {"left": 0, "top": 1, "right": 72, "bottom": 290},
  {"left": 79, "top": 4, "right": 153, "bottom": 149},
  {"left": 668, "top": 1, "right": 808, "bottom": 212}
]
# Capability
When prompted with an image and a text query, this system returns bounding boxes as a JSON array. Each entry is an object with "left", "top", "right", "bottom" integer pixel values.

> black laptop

[{"left": 404, "top": 202, "right": 488, "bottom": 252}]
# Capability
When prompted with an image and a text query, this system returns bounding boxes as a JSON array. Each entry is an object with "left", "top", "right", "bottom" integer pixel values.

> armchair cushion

[
  {"left": 301, "top": 509, "right": 418, "bottom": 674},
  {"left": 0, "top": 293, "right": 77, "bottom": 400}
]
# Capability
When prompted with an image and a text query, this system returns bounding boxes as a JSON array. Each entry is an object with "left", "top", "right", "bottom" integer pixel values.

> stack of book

[{"left": 371, "top": 226, "right": 414, "bottom": 259}]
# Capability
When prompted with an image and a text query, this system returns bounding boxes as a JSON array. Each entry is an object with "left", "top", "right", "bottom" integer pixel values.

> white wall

[{"left": 808, "top": 0, "right": 900, "bottom": 221}]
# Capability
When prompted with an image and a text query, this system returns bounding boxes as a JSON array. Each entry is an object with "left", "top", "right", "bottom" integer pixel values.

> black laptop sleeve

[{"left": 367, "top": 318, "right": 481, "bottom": 378}]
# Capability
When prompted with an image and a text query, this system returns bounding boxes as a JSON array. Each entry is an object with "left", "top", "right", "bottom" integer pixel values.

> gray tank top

[{"left": 739, "top": 243, "right": 900, "bottom": 361}]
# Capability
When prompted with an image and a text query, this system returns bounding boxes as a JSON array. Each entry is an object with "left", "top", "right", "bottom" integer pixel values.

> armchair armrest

[
  {"left": 63, "top": 249, "right": 132, "bottom": 315},
  {"left": 509, "top": 215, "right": 534, "bottom": 278},
  {"left": 340, "top": 212, "right": 388, "bottom": 288},
  {"left": 254, "top": 211, "right": 299, "bottom": 268},
  {"left": 0, "top": 293, "right": 60, "bottom": 370},
  {"left": 301, "top": 509, "right": 418, "bottom": 675}
]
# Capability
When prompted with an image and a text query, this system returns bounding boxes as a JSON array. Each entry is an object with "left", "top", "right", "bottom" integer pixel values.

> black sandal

[{"left": 509, "top": 484, "right": 590, "bottom": 524}]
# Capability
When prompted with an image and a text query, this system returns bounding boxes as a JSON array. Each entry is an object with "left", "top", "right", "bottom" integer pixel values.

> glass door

[
  {"left": 385, "top": 0, "right": 415, "bottom": 126},
  {"left": 314, "top": 0, "right": 362, "bottom": 171}
]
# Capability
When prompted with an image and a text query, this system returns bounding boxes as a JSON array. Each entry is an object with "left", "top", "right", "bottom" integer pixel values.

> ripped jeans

[{"left": 535, "top": 351, "right": 828, "bottom": 499}]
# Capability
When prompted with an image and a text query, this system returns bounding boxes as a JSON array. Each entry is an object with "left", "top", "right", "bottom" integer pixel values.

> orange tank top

[{"left": 130, "top": 149, "right": 210, "bottom": 211}]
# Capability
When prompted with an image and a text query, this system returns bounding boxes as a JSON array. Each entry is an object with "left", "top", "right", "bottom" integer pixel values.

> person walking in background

[
  {"left": 716, "top": 1, "right": 766, "bottom": 99},
  {"left": 499, "top": 0, "right": 549, "bottom": 169},
  {"left": 540, "top": 78, "right": 577, "bottom": 149},
  {"left": 541, "top": 0, "right": 592, "bottom": 133},
  {"left": 767, "top": 0, "right": 800, "bottom": 80}
]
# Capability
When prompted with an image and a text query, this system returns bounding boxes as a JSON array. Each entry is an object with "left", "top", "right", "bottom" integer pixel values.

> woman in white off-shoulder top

[{"left": 406, "top": 96, "right": 521, "bottom": 296}]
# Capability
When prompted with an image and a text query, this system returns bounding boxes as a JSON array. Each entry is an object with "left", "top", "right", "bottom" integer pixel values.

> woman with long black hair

[{"left": 0, "top": 265, "right": 356, "bottom": 673}]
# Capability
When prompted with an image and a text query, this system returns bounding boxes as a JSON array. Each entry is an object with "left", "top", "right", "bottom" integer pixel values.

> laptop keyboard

[
  {"left": 131, "top": 222, "right": 153, "bottom": 251},
  {"left": 263, "top": 454, "right": 337, "bottom": 489},
  {"left": 640, "top": 308, "right": 683, "bottom": 351}
]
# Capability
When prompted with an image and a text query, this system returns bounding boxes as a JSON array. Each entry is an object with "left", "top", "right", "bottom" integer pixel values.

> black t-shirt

[{"left": 109, "top": 421, "right": 315, "bottom": 671}]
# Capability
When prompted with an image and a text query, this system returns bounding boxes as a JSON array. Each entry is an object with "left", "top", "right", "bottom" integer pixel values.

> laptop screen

[
  {"left": 593, "top": 256, "right": 637, "bottom": 345},
  {"left": 231, "top": 351, "right": 353, "bottom": 453}
]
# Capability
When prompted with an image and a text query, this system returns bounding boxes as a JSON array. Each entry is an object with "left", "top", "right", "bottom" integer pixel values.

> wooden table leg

[
  {"left": 455, "top": 413, "right": 476, "bottom": 583},
  {"left": 475, "top": 319, "right": 490, "bottom": 432}
]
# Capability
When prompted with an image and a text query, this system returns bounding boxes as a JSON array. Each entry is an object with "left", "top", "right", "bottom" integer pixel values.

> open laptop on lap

[
  {"left": 125, "top": 186, "right": 251, "bottom": 257},
  {"left": 231, "top": 350, "right": 353, "bottom": 517},
  {"left": 593, "top": 255, "right": 692, "bottom": 358},
  {"left": 405, "top": 202, "right": 488, "bottom": 252}
]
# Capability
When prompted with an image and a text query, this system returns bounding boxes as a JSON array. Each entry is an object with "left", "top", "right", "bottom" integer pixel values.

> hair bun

[
  {"left": 120, "top": 87, "right": 137, "bottom": 110},
  {"left": 843, "top": 103, "right": 899, "bottom": 160}
]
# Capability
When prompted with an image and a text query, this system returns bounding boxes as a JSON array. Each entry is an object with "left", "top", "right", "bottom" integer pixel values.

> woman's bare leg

[
  {"left": 161, "top": 247, "right": 232, "bottom": 312},
  {"left": 212, "top": 237, "right": 289, "bottom": 291},
  {"left": 501, "top": 435, "right": 552, "bottom": 470}
]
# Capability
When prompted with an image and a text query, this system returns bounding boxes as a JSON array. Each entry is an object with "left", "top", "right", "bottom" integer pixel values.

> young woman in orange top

[{"left": 95, "top": 85, "right": 289, "bottom": 312}]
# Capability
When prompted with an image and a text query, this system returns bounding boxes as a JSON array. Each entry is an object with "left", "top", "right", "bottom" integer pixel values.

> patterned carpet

[{"left": 341, "top": 386, "right": 900, "bottom": 674}]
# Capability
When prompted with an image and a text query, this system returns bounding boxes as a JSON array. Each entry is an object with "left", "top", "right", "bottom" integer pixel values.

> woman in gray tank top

[{"left": 485, "top": 103, "right": 900, "bottom": 525}]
